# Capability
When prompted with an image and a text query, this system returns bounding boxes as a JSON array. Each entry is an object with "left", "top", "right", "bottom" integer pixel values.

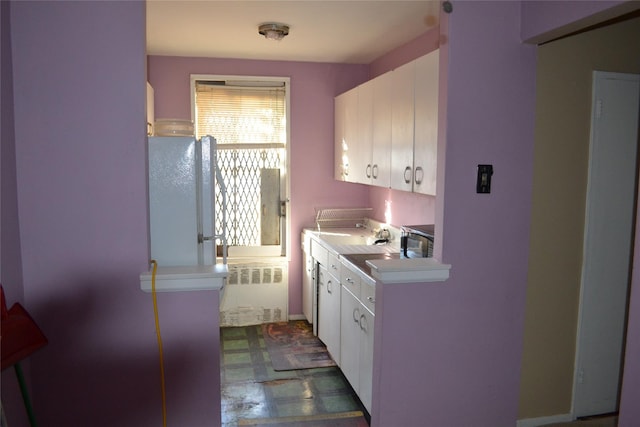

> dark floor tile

[{"left": 221, "top": 322, "right": 367, "bottom": 427}]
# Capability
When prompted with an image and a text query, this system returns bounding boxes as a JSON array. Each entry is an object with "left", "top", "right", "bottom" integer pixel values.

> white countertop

[
  {"left": 305, "top": 227, "right": 451, "bottom": 284},
  {"left": 305, "top": 227, "right": 400, "bottom": 255},
  {"left": 367, "top": 257, "right": 451, "bottom": 283}
]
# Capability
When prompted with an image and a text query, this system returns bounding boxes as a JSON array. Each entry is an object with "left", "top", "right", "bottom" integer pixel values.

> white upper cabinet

[
  {"left": 371, "top": 71, "right": 393, "bottom": 188},
  {"left": 390, "top": 60, "right": 416, "bottom": 192},
  {"left": 334, "top": 91, "right": 346, "bottom": 180},
  {"left": 147, "top": 82, "right": 155, "bottom": 136},
  {"left": 334, "top": 86, "right": 358, "bottom": 181},
  {"left": 353, "top": 79, "right": 374, "bottom": 184},
  {"left": 335, "top": 49, "right": 439, "bottom": 194},
  {"left": 413, "top": 50, "right": 439, "bottom": 196}
]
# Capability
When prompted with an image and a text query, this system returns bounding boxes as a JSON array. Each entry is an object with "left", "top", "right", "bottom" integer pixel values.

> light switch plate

[{"left": 477, "top": 164, "right": 493, "bottom": 193}]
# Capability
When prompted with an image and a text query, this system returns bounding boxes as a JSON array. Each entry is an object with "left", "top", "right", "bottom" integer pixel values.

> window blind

[{"left": 195, "top": 82, "right": 286, "bottom": 145}]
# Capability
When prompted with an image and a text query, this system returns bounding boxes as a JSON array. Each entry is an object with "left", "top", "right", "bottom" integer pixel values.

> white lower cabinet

[
  {"left": 301, "top": 232, "right": 314, "bottom": 325},
  {"left": 305, "top": 234, "right": 376, "bottom": 414},
  {"left": 318, "top": 264, "right": 341, "bottom": 365},
  {"left": 340, "top": 286, "right": 361, "bottom": 387},
  {"left": 340, "top": 268, "right": 375, "bottom": 413}
]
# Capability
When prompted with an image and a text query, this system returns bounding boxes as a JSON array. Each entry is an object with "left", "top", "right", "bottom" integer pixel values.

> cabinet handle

[
  {"left": 372, "top": 164, "right": 378, "bottom": 179},
  {"left": 366, "top": 164, "right": 372, "bottom": 178},
  {"left": 353, "top": 307, "right": 360, "bottom": 323},
  {"left": 359, "top": 313, "right": 368, "bottom": 332},
  {"left": 327, "top": 279, "right": 332, "bottom": 294},
  {"left": 404, "top": 166, "right": 412, "bottom": 184},
  {"left": 414, "top": 166, "right": 424, "bottom": 185},
  {"left": 346, "top": 277, "right": 354, "bottom": 284},
  {"left": 367, "top": 296, "right": 375, "bottom": 304},
  {"left": 330, "top": 264, "right": 337, "bottom": 270}
]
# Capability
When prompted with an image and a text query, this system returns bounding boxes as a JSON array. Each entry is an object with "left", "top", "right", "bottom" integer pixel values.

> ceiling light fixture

[{"left": 258, "top": 23, "right": 290, "bottom": 41}]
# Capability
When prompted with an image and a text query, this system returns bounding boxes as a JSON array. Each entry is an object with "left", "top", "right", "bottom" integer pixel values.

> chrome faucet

[{"left": 375, "top": 228, "right": 390, "bottom": 239}]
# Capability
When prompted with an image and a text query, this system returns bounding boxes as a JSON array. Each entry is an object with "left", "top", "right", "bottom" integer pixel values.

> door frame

[
  {"left": 189, "top": 74, "right": 291, "bottom": 260},
  {"left": 571, "top": 71, "right": 640, "bottom": 418}
]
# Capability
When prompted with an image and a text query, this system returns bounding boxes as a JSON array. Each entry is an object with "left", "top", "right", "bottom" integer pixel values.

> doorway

[
  {"left": 572, "top": 71, "right": 640, "bottom": 417},
  {"left": 190, "top": 75, "right": 292, "bottom": 327}
]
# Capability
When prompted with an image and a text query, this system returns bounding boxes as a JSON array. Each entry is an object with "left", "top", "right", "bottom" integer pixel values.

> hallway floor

[
  {"left": 220, "top": 323, "right": 369, "bottom": 426},
  {"left": 541, "top": 414, "right": 617, "bottom": 427}
]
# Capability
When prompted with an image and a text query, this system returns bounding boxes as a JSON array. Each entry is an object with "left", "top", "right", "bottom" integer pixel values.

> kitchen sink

[
  {"left": 313, "top": 229, "right": 376, "bottom": 246},
  {"left": 341, "top": 252, "right": 401, "bottom": 276},
  {"left": 307, "top": 226, "right": 400, "bottom": 255}
]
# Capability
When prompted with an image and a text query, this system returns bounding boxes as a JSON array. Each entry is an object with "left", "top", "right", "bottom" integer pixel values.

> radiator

[{"left": 220, "top": 260, "right": 288, "bottom": 327}]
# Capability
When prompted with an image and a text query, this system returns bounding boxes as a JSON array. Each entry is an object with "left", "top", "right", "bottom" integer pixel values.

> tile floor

[{"left": 221, "top": 323, "right": 368, "bottom": 426}]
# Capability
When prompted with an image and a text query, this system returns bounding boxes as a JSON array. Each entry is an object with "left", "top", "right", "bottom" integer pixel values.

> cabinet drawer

[
  {"left": 311, "top": 239, "right": 328, "bottom": 267},
  {"left": 327, "top": 252, "right": 341, "bottom": 279},
  {"left": 361, "top": 281, "right": 376, "bottom": 314},
  {"left": 340, "top": 263, "right": 361, "bottom": 298}
]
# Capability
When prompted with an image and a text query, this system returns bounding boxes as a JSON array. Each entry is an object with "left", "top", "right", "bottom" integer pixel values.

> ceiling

[{"left": 146, "top": 1, "right": 441, "bottom": 64}]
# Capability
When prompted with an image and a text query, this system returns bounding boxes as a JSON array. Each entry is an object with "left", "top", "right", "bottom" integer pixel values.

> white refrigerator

[{"left": 148, "top": 136, "right": 218, "bottom": 266}]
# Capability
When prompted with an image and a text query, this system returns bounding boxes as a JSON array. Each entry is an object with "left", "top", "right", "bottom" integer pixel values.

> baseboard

[
  {"left": 517, "top": 413, "right": 573, "bottom": 427},
  {"left": 288, "top": 314, "right": 307, "bottom": 321}
]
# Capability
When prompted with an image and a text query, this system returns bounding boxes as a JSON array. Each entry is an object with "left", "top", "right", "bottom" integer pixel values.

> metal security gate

[{"left": 214, "top": 145, "right": 284, "bottom": 250}]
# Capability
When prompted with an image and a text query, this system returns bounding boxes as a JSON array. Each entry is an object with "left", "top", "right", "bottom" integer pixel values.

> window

[{"left": 191, "top": 76, "right": 289, "bottom": 258}]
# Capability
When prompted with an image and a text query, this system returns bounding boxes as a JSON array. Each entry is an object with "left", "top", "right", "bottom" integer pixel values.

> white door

[{"left": 573, "top": 71, "right": 640, "bottom": 417}]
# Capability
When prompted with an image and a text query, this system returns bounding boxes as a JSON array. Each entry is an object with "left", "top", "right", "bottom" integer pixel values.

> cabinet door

[
  {"left": 334, "top": 92, "right": 347, "bottom": 181},
  {"left": 354, "top": 80, "right": 374, "bottom": 184},
  {"left": 359, "top": 307, "right": 375, "bottom": 413},
  {"left": 390, "top": 61, "right": 416, "bottom": 192},
  {"left": 301, "top": 238, "right": 314, "bottom": 324},
  {"left": 310, "top": 239, "right": 328, "bottom": 268},
  {"left": 413, "top": 50, "right": 439, "bottom": 195},
  {"left": 318, "top": 266, "right": 341, "bottom": 364},
  {"left": 335, "top": 87, "right": 359, "bottom": 183},
  {"left": 372, "top": 71, "right": 392, "bottom": 188},
  {"left": 340, "top": 286, "right": 361, "bottom": 392}
]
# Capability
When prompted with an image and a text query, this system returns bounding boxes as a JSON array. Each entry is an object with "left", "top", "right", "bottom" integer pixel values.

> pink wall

[
  {"left": 369, "top": 26, "right": 440, "bottom": 78},
  {"left": 0, "top": 0, "right": 23, "bottom": 305},
  {"left": 371, "top": 3, "right": 537, "bottom": 426},
  {"left": 5, "top": 1, "right": 640, "bottom": 426},
  {"left": 1, "top": 2, "right": 29, "bottom": 425},
  {"left": 148, "top": 56, "right": 371, "bottom": 316},
  {"left": 521, "top": 0, "right": 629, "bottom": 43},
  {"left": 8, "top": 2, "right": 161, "bottom": 426}
]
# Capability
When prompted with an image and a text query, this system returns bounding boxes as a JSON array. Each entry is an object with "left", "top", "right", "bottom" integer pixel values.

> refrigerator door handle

[{"left": 198, "top": 233, "right": 217, "bottom": 244}]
